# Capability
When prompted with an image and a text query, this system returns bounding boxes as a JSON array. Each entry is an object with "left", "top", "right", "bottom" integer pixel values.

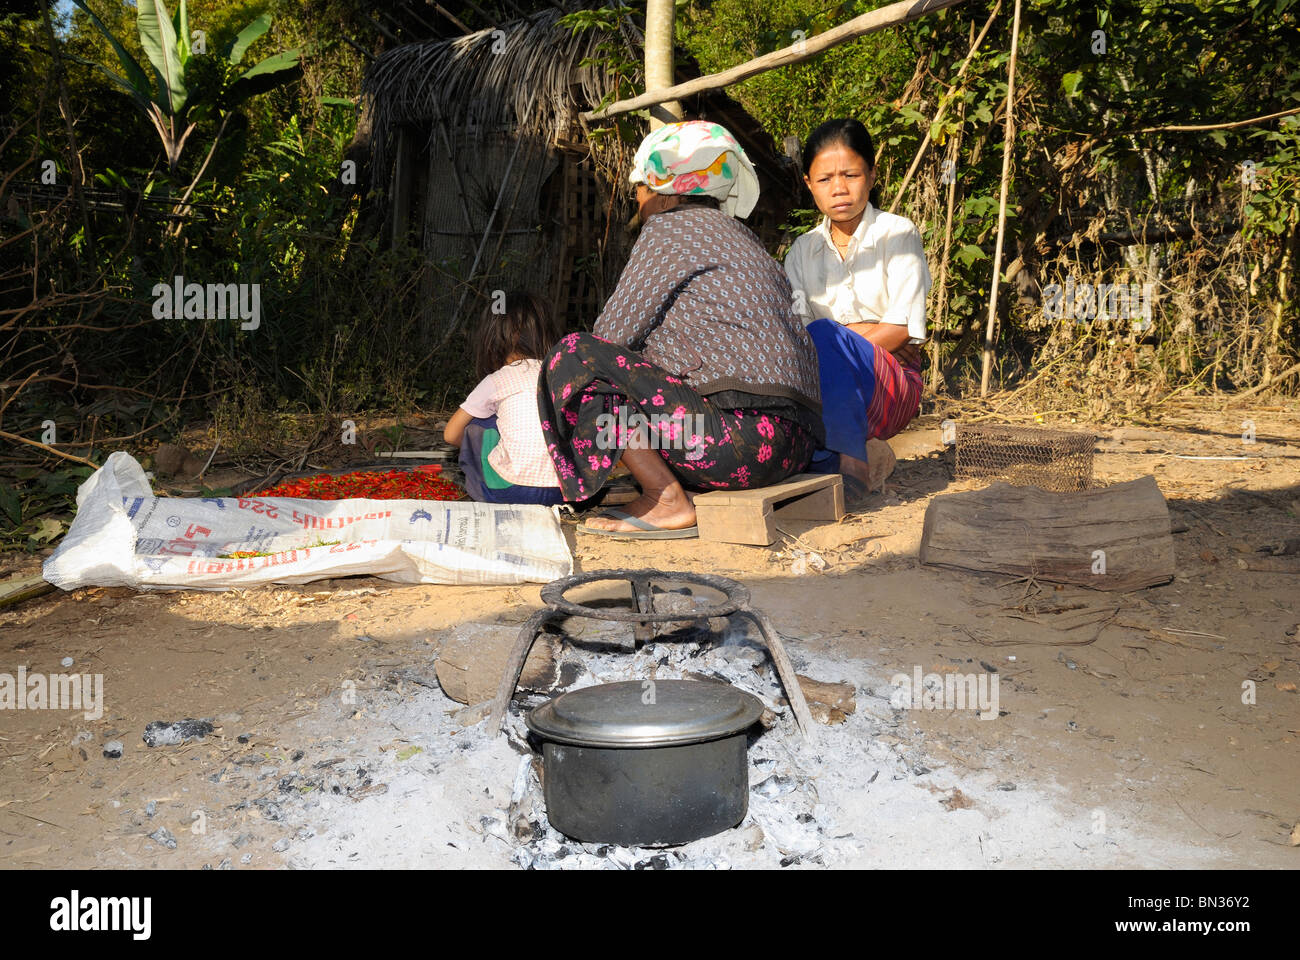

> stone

[{"left": 434, "top": 624, "right": 561, "bottom": 705}]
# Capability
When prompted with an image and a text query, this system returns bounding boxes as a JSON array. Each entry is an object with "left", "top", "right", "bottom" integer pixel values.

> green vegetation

[{"left": 682, "top": 0, "right": 1300, "bottom": 404}]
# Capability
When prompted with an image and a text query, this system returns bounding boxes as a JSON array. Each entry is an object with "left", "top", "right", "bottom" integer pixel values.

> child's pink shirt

[{"left": 460, "top": 359, "right": 561, "bottom": 488}]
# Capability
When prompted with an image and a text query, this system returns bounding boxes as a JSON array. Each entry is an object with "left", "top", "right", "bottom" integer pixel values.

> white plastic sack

[{"left": 43, "top": 452, "right": 573, "bottom": 590}]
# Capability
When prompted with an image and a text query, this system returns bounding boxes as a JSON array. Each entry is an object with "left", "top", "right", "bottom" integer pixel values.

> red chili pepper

[{"left": 253, "top": 467, "right": 465, "bottom": 501}]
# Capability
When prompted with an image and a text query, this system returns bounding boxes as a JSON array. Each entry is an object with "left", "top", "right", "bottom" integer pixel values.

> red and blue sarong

[{"left": 806, "top": 318, "right": 922, "bottom": 467}]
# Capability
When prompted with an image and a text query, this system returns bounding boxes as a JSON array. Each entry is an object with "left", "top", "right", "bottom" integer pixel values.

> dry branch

[
  {"left": 1231, "top": 360, "right": 1300, "bottom": 399},
  {"left": 887, "top": 1, "right": 1001, "bottom": 215},
  {"left": 1130, "top": 105, "right": 1300, "bottom": 135},
  {"left": 0, "top": 429, "right": 100, "bottom": 468}
]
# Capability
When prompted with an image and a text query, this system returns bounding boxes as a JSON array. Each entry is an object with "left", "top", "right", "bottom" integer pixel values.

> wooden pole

[
  {"left": 644, "top": 0, "right": 682, "bottom": 128},
  {"left": 979, "top": 0, "right": 1021, "bottom": 397},
  {"left": 582, "top": 0, "right": 968, "bottom": 122},
  {"left": 887, "top": 0, "right": 1000, "bottom": 215},
  {"left": 929, "top": 85, "right": 967, "bottom": 393}
]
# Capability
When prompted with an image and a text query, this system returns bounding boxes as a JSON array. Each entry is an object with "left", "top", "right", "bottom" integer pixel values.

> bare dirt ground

[{"left": 1, "top": 398, "right": 1297, "bottom": 869}]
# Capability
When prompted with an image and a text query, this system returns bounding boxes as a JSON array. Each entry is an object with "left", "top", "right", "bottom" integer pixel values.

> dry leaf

[
  {"left": 1290, "top": 823, "right": 1300, "bottom": 846},
  {"left": 1275, "top": 682, "right": 1297, "bottom": 693}
]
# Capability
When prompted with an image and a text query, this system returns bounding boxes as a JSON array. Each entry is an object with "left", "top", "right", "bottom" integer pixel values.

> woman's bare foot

[
  {"left": 838, "top": 452, "right": 873, "bottom": 488},
  {"left": 839, "top": 439, "right": 897, "bottom": 494},
  {"left": 585, "top": 482, "right": 697, "bottom": 532},
  {"left": 865, "top": 438, "right": 897, "bottom": 489},
  {"left": 583, "top": 446, "right": 697, "bottom": 532}
]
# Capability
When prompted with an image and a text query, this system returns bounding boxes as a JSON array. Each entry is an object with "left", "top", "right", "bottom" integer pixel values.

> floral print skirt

[{"left": 538, "top": 332, "right": 817, "bottom": 502}]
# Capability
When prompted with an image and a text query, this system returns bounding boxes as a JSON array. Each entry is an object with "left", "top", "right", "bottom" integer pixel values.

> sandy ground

[{"left": 1, "top": 401, "right": 1297, "bottom": 869}]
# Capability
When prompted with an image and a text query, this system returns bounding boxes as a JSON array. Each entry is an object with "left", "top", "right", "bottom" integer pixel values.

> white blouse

[{"left": 783, "top": 204, "right": 932, "bottom": 344}]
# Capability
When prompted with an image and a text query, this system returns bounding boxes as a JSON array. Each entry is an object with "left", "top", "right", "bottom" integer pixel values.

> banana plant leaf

[
  {"left": 137, "top": 0, "right": 187, "bottom": 115},
  {"left": 223, "top": 12, "right": 272, "bottom": 66},
  {"left": 68, "top": 0, "right": 153, "bottom": 99}
]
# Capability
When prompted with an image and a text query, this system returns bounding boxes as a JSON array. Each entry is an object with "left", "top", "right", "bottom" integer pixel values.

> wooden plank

[
  {"left": 918, "top": 476, "right": 1174, "bottom": 591},
  {"left": 695, "top": 473, "right": 844, "bottom": 545},
  {"left": 695, "top": 501, "right": 775, "bottom": 545},
  {"left": 775, "top": 480, "right": 844, "bottom": 522},
  {"left": 692, "top": 472, "right": 841, "bottom": 507}
]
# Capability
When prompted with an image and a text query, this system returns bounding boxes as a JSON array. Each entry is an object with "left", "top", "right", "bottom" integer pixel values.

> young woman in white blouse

[{"left": 784, "top": 118, "right": 932, "bottom": 501}]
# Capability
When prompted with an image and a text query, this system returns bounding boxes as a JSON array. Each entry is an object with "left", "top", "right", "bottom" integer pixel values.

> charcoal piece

[
  {"left": 142, "top": 718, "right": 214, "bottom": 747},
  {"left": 556, "top": 661, "right": 585, "bottom": 690}
]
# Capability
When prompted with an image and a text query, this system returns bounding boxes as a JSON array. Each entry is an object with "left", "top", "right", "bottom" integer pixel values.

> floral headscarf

[{"left": 628, "top": 120, "right": 760, "bottom": 219}]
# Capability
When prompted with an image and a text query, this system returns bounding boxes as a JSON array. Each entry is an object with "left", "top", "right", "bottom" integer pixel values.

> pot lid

[{"left": 526, "top": 680, "right": 764, "bottom": 748}]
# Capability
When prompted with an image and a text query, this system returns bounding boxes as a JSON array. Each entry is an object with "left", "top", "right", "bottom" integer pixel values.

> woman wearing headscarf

[{"left": 538, "top": 120, "right": 823, "bottom": 538}]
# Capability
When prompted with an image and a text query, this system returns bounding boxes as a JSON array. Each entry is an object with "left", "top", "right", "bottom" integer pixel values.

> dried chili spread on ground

[{"left": 253, "top": 465, "right": 465, "bottom": 501}]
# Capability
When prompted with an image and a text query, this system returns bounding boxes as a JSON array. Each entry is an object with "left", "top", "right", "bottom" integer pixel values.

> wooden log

[
  {"left": 919, "top": 476, "right": 1175, "bottom": 591},
  {"left": 796, "top": 674, "right": 856, "bottom": 726},
  {"left": 796, "top": 674, "right": 856, "bottom": 712}
]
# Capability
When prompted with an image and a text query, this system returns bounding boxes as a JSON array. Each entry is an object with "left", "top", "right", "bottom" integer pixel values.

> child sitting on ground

[{"left": 444, "top": 292, "right": 565, "bottom": 505}]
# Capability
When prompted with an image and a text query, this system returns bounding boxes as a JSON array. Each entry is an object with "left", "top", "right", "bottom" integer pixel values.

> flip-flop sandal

[{"left": 576, "top": 509, "right": 699, "bottom": 540}]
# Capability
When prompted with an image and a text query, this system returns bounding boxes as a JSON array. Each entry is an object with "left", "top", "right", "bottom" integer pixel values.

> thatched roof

[
  {"left": 360, "top": 7, "right": 798, "bottom": 244},
  {"left": 363, "top": 9, "right": 618, "bottom": 189}
]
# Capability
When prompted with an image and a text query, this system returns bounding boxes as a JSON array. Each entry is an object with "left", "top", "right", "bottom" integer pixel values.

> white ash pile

[
  {"left": 279, "top": 589, "right": 939, "bottom": 870},
  {"left": 474, "top": 589, "right": 928, "bottom": 869}
]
